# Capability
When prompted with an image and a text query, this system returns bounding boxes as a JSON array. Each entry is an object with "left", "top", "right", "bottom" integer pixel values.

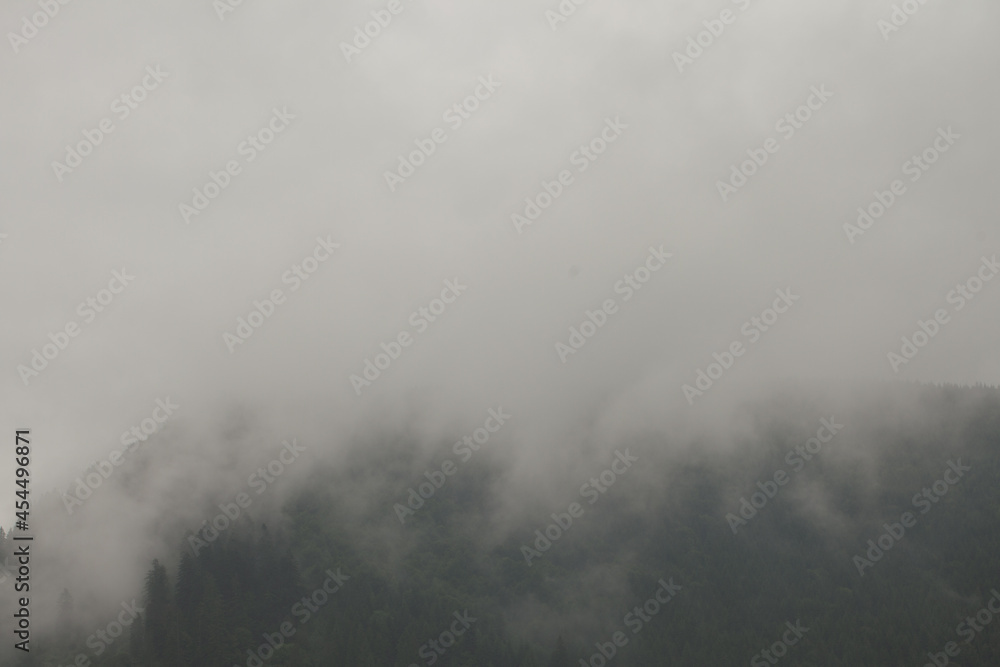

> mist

[{"left": 1, "top": 0, "right": 998, "bottom": 660}]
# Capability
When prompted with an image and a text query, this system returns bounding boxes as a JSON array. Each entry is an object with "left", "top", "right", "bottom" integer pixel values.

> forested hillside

[{"left": 4, "top": 383, "right": 1000, "bottom": 666}]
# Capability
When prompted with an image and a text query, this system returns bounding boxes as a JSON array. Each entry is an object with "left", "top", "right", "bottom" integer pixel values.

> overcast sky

[{"left": 1, "top": 0, "right": 998, "bottom": 625}]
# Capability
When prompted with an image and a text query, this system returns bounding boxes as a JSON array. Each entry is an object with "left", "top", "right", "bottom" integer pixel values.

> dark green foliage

[
  {"left": 11, "top": 383, "right": 1000, "bottom": 666},
  {"left": 547, "top": 636, "right": 572, "bottom": 667}
]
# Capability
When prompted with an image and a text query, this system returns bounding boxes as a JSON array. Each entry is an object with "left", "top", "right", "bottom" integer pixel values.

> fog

[{"left": 0, "top": 0, "right": 997, "bottom": 647}]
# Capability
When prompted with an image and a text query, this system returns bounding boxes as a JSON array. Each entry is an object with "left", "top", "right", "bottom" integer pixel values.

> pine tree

[
  {"left": 129, "top": 611, "right": 145, "bottom": 664},
  {"left": 143, "top": 559, "right": 181, "bottom": 666}
]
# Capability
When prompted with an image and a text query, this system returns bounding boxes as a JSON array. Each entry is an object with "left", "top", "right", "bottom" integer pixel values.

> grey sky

[{"left": 0, "top": 0, "right": 998, "bottom": 629}]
